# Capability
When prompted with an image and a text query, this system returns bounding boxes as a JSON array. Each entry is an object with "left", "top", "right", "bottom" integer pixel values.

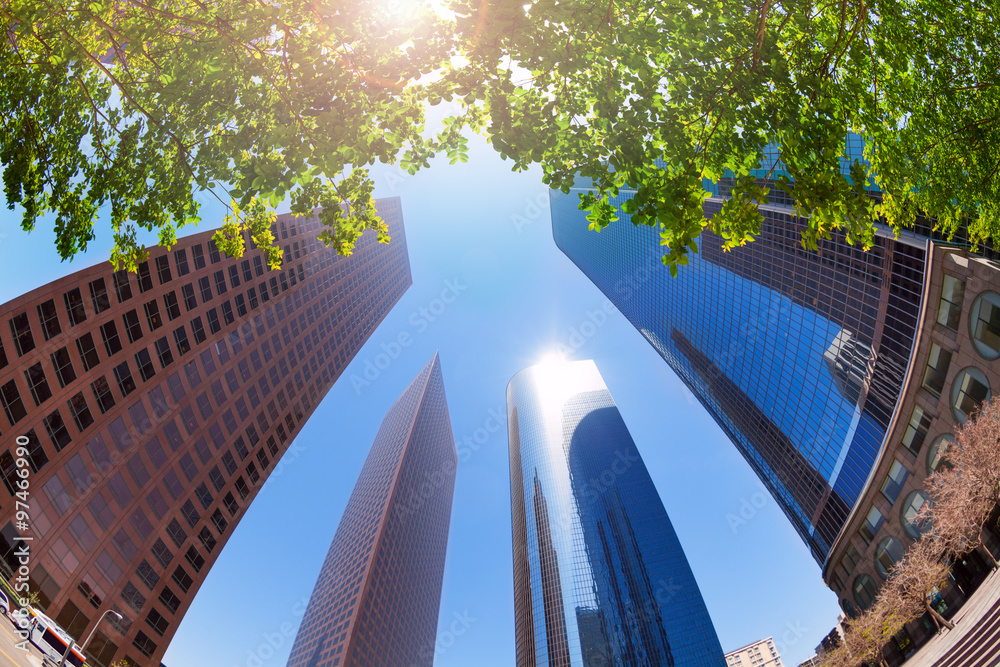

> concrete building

[
  {"left": 285, "top": 353, "right": 456, "bottom": 667},
  {"left": 507, "top": 358, "right": 726, "bottom": 667},
  {"left": 0, "top": 198, "right": 410, "bottom": 665},
  {"left": 725, "top": 637, "right": 784, "bottom": 667}
]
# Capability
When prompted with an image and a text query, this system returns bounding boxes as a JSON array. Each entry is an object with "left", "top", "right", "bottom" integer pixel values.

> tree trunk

[
  {"left": 924, "top": 598, "right": 955, "bottom": 631},
  {"left": 976, "top": 542, "right": 1000, "bottom": 569}
]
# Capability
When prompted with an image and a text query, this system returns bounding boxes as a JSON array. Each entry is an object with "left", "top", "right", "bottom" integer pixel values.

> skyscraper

[
  {"left": 551, "top": 185, "right": 926, "bottom": 565},
  {"left": 0, "top": 198, "right": 410, "bottom": 666},
  {"left": 286, "top": 353, "right": 457, "bottom": 667},
  {"left": 507, "top": 358, "right": 726, "bottom": 667}
]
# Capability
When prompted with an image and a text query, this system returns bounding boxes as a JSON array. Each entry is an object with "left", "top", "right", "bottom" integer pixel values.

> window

[
  {"left": 43, "top": 410, "right": 72, "bottom": 450},
  {"left": 152, "top": 538, "right": 173, "bottom": 568},
  {"left": 67, "top": 393, "right": 93, "bottom": 431},
  {"left": 64, "top": 288, "right": 87, "bottom": 326},
  {"left": 51, "top": 347, "right": 76, "bottom": 387},
  {"left": 198, "top": 526, "right": 218, "bottom": 552},
  {"left": 859, "top": 505, "right": 884, "bottom": 545},
  {"left": 127, "top": 453, "right": 150, "bottom": 488},
  {"left": 121, "top": 581, "right": 146, "bottom": 613},
  {"left": 229, "top": 265, "right": 241, "bottom": 288},
  {"left": 901, "top": 491, "right": 932, "bottom": 539},
  {"left": 155, "top": 337, "right": 174, "bottom": 368},
  {"left": 144, "top": 299, "right": 163, "bottom": 331},
  {"left": 174, "top": 248, "right": 190, "bottom": 276},
  {"left": 235, "top": 476, "right": 250, "bottom": 499},
  {"left": 172, "top": 566, "right": 193, "bottom": 593},
  {"left": 223, "top": 492, "right": 239, "bottom": 516},
  {"left": 163, "top": 291, "right": 181, "bottom": 320},
  {"left": 130, "top": 507, "right": 153, "bottom": 539},
  {"left": 25, "top": 362, "right": 52, "bottom": 405},
  {"left": 221, "top": 300, "right": 234, "bottom": 325},
  {"left": 192, "top": 243, "right": 206, "bottom": 269},
  {"left": 174, "top": 326, "right": 191, "bottom": 355},
  {"left": 10, "top": 312, "right": 36, "bottom": 355},
  {"left": 36, "top": 299, "right": 62, "bottom": 340},
  {"left": 181, "top": 499, "right": 200, "bottom": 527},
  {"left": 146, "top": 608, "right": 170, "bottom": 636},
  {"left": 928, "top": 434, "right": 954, "bottom": 474},
  {"left": 100, "top": 321, "right": 123, "bottom": 356},
  {"left": 167, "top": 519, "right": 187, "bottom": 548},
  {"left": 952, "top": 367, "right": 991, "bottom": 423},
  {"left": 90, "top": 376, "right": 116, "bottom": 413},
  {"left": 114, "top": 361, "right": 136, "bottom": 397},
  {"left": 235, "top": 293, "right": 247, "bottom": 317},
  {"left": 199, "top": 276, "right": 213, "bottom": 302},
  {"left": 253, "top": 255, "right": 264, "bottom": 276},
  {"left": 970, "top": 292, "right": 1000, "bottom": 359},
  {"left": 259, "top": 281, "right": 270, "bottom": 303},
  {"left": 123, "top": 309, "right": 143, "bottom": 343},
  {"left": 874, "top": 537, "right": 904, "bottom": 578},
  {"left": 936, "top": 274, "right": 965, "bottom": 331},
  {"left": 209, "top": 239, "right": 222, "bottom": 263},
  {"left": 241, "top": 259, "right": 252, "bottom": 282},
  {"left": 221, "top": 451, "right": 237, "bottom": 475},
  {"left": 207, "top": 308, "right": 221, "bottom": 334},
  {"left": 214, "top": 270, "right": 228, "bottom": 295},
  {"left": 179, "top": 453, "right": 198, "bottom": 482},
  {"left": 901, "top": 405, "right": 932, "bottom": 456},
  {"left": 256, "top": 447, "right": 269, "bottom": 469},
  {"left": 195, "top": 483, "right": 213, "bottom": 510},
  {"left": 136, "top": 560, "right": 159, "bottom": 589},
  {"left": 191, "top": 317, "right": 207, "bottom": 344},
  {"left": 185, "top": 545, "right": 205, "bottom": 572},
  {"left": 133, "top": 630, "right": 159, "bottom": 657},
  {"left": 75, "top": 333, "right": 100, "bottom": 371},
  {"left": 1, "top": 380, "right": 27, "bottom": 426},
  {"left": 137, "top": 261, "right": 154, "bottom": 292},
  {"left": 112, "top": 270, "right": 133, "bottom": 302},
  {"left": 209, "top": 466, "right": 226, "bottom": 492},
  {"left": 89, "top": 278, "right": 111, "bottom": 314},
  {"left": 180, "top": 285, "right": 197, "bottom": 314},
  {"left": 880, "top": 460, "right": 909, "bottom": 505},
  {"left": 922, "top": 343, "right": 951, "bottom": 397}
]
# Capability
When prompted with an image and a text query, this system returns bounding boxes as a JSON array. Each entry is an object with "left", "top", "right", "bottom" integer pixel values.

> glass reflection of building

[
  {"left": 551, "top": 180, "right": 927, "bottom": 565},
  {"left": 507, "top": 359, "right": 725, "bottom": 667}
]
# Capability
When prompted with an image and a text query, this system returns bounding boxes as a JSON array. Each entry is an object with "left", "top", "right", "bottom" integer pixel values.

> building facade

[
  {"left": 285, "top": 353, "right": 456, "bottom": 667},
  {"left": 507, "top": 358, "right": 726, "bottom": 667},
  {"left": 724, "top": 637, "right": 784, "bottom": 667},
  {"left": 551, "top": 184, "right": 927, "bottom": 566},
  {"left": 0, "top": 198, "right": 410, "bottom": 665}
]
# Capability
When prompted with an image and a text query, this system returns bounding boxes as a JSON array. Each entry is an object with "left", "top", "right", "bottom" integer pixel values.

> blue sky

[{"left": 0, "top": 117, "right": 842, "bottom": 666}]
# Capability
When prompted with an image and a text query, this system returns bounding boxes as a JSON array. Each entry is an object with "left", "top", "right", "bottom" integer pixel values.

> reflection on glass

[{"left": 508, "top": 359, "right": 725, "bottom": 667}]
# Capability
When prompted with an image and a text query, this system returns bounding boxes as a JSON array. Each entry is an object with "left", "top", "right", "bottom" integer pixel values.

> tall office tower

[
  {"left": 551, "top": 184, "right": 927, "bottom": 565},
  {"left": 507, "top": 358, "right": 726, "bottom": 667},
  {"left": 0, "top": 198, "right": 410, "bottom": 666},
  {"left": 286, "top": 353, "right": 457, "bottom": 667}
]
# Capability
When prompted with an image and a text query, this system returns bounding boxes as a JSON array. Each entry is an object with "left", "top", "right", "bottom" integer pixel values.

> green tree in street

[
  {"left": 446, "top": 0, "right": 1000, "bottom": 270},
  {"left": 1, "top": 0, "right": 469, "bottom": 270}
]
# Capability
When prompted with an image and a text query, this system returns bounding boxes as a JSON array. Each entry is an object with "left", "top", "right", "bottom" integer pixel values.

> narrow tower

[
  {"left": 286, "top": 353, "right": 457, "bottom": 667},
  {"left": 507, "top": 358, "right": 726, "bottom": 667}
]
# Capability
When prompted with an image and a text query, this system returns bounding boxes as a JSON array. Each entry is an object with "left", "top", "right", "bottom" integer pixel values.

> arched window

[
  {"left": 875, "top": 537, "right": 904, "bottom": 578},
  {"left": 951, "top": 367, "right": 991, "bottom": 423},
  {"left": 853, "top": 575, "right": 878, "bottom": 610},
  {"left": 927, "top": 434, "right": 954, "bottom": 475},
  {"left": 969, "top": 292, "right": 1000, "bottom": 359},
  {"left": 901, "top": 491, "right": 932, "bottom": 539}
]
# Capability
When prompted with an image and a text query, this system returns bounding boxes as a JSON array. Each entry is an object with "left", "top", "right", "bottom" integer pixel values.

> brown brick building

[{"left": 0, "top": 198, "right": 410, "bottom": 665}]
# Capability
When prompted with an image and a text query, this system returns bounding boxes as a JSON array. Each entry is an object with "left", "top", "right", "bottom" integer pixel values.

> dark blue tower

[
  {"left": 507, "top": 359, "right": 725, "bottom": 667},
  {"left": 551, "top": 182, "right": 926, "bottom": 565}
]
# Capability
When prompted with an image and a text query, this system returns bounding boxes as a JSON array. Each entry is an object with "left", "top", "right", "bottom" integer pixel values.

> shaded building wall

[{"left": 0, "top": 198, "right": 410, "bottom": 665}]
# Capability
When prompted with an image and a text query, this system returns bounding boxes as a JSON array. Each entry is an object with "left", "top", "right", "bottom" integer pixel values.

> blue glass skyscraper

[
  {"left": 507, "top": 358, "right": 725, "bottom": 667},
  {"left": 551, "top": 183, "right": 926, "bottom": 565}
]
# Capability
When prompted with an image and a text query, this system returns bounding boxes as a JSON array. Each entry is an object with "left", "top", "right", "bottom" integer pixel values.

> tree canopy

[{"left": 3, "top": 0, "right": 999, "bottom": 270}]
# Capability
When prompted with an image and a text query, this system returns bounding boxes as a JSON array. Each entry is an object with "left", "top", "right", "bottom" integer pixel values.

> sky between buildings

[{"left": 0, "top": 111, "right": 842, "bottom": 666}]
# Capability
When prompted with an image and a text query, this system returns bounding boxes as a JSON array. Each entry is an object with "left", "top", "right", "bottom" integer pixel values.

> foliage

[
  {"left": 1, "top": 0, "right": 466, "bottom": 271},
  {"left": 444, "top": 0, "right": 1000, "bottom": 267},
  {"left": 3, "top": 0, "right": 999, "bottom": 270}
]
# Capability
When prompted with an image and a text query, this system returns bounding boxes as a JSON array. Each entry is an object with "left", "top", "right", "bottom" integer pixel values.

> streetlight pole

[{"left": 57, "top": 609, "right": 123, "bottom": 667}]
